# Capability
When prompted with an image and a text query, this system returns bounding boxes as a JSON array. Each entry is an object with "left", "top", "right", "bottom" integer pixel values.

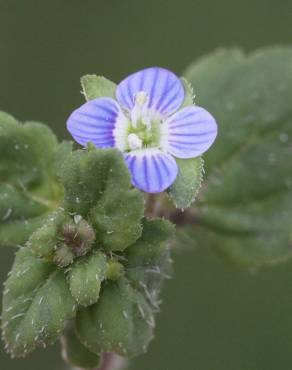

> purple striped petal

[
  {"left": 163, "top": 106, "right": 218, "bottom": 158},
  {"left": 116, "top": 67, "right": 185, "bottom": 117},
  {"left": 124, "top": 149, "right": 178, "bottom": 193},
  {"left": 67, "top": 97, "right": 124, "bottom": 148}
]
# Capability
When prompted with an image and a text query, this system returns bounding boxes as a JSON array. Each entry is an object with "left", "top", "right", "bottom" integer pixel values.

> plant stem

[
  {"left": 96, "top": 353, "right": 127, "bottom": 370},
  {"left": 74, "top": 352, "right": 127, "bottom": 370},
  {"left": 145, "top": 194, "right": 160, "bottom": 218}
]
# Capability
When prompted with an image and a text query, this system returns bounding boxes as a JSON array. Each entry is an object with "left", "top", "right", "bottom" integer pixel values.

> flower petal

[
  {"left": 124, "top": 149, "right": 178, "bottom": 193},
  {"left": 67, "top": 97, "right": 127, "bottom": 148},
  {"left": 116, "top": 67, "right": 185, "bottom": 116},
  {"left": 162, "top": 106, "right": 218, "bottom": 158}
]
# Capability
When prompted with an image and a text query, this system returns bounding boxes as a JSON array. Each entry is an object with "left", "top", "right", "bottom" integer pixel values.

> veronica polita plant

[{"left": 1, "top": 46, "right": 292, "bottom": 370}]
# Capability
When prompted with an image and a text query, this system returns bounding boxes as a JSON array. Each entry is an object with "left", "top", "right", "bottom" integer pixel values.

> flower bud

[
  {"left": 54, "top": 243, "right": 74, "bottom": 267},
  {"left": 62, "top": 218, "right": 95, "bottom": 257},
  {"left": 106, "top": 260, "right": 125, "bottom": 280}
]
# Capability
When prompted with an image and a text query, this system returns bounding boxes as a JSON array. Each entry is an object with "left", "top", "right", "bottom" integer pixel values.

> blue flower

[{"left": 67, "top": 67, "right": 217, "bottom": 193}]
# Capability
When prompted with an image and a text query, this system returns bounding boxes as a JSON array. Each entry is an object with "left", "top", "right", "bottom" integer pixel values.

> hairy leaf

[
  {"left": 76, "top": 279, "right": 154, "bottom": 358},
  {"left": 180, "top": 77, "right": 195, "bottom": 108},
  {"left": 60, "top": 148, "right": 144, "bottom": 250},
  {"left": 68, "top": 251, "right": 107, "bottom": 307},
  {"left": 125, "top": 219, "right": 175, "bottom": 308},
  {"left": 81, "top": 75, "right": 116, "bottom": 101},
  {"left": 168, "top": 157, "right": 204, "bottom": 209},
  {"left": 61, "top": 326, "right": 101, "bottom": 369},
  {"left": 89, "top": 186, "right": 144, "bottom": 251},
  {"left": 126, "top": 219, "right": 175, "bottom": 267},
  {"left": 2, "top": 248, "right": 76, "bottom": 357},
  {"left": 183, "top": 47, "right": 292, "bottom": 268},
  {"left": 0, "top": 112, "right": 68, "bottom": 247},
  {"left": 27, "top": 211, "right": 66, "bottom": 258}
]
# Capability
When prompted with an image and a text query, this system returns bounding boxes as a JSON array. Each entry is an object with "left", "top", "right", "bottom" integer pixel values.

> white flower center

[
  {"left": 127, "top": 133, "right": 143, "bottom": 150},
  {"left": 131, "top": 91, "right": 152, "bottom": 129},
  {"left": 114, "top": 90, "right": 167, "bottom": 152}
]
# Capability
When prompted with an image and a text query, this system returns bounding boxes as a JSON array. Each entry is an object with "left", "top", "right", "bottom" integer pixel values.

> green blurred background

[{"left": 0, "top": 1, "right": 292, "bottom": 369}]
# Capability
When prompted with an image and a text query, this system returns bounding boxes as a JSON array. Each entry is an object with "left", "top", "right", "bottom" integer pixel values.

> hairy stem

[
  {"left": 145, "top": 194, "right": 162, "bottom": 218},
  {"left": 74, "top": 352, "right": 127, "bottom": 370},
  {"left": 96, "top": 353, "right": 127, "bottom": 370}
]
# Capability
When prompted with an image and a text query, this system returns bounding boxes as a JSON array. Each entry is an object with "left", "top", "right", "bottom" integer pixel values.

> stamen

[
  {"left": 131, "top": 91, "right": 149, "bottom": 128},
  {"left": 131, "top": 91, "right": 152, "bottom": 129},
  {"left": 141, "top": 116, "right": 151, "bottom": 130},
  {"left": 128, "top": 133, "right": 143, "bottom": 150}
]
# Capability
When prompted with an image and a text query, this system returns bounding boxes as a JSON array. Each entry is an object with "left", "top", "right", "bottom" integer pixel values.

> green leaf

[
  {"left": 126, "top": 219, "right": 175, "bottom": 267},
  {"left": 0, "top": 116, "right": 57, "bottom": 189},
  {"left": 2, "top": 248, "right": 76, "bottom": 357},
  {"left": 183, "top": 47, "right": 292, "bottom": 268},
  {"left": 168, "top": 79, "right": 203, "bottom": 210},
  {"left": 0, "top": 216, "right": 46, "bottom": 247},
  {"left": 0, "top": 183, "right": 47, "bottom": 247},
  {"left": 168, "top": 157, "right": 204, "bottom": 210},
  {"left": 180, "top": 77, "right": 195, "bottom": 108},
  {"left": 125, "top": 219, "right": 175, "bottom": 306},
  {"left": 27, "top": 211, "right": 66, "bottom": 258},
  {"left": 89, "top": 186, "right": 144, "bottom": 251},
  {"left": 81, "top": 75, "right": 116, "bottom": 101},
  {"left": 76, "top": 279, "right": 154, "bottom": 358},
  {"left": 68, "top": 251, "right": 107, "bottom": 307},
  {"left": 61, "top": 326, "right": 101, "bottom": 369},
  {"left": 60, "top": 147, "right": 144, "bottom": 250},
  {"left": 54, "top": 140, "right": 73, "bottom": 176},
  {"left": 0, "top": 112, "right": 67, "bottom": 247}
]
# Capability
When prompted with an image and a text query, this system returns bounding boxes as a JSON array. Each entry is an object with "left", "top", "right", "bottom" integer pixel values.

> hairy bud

[
  {"left": 54, "top": 243, "right": 74, "bottom": 267},
  {"left": 62, "top": 218, "right": 95, "bottom": 257}
]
